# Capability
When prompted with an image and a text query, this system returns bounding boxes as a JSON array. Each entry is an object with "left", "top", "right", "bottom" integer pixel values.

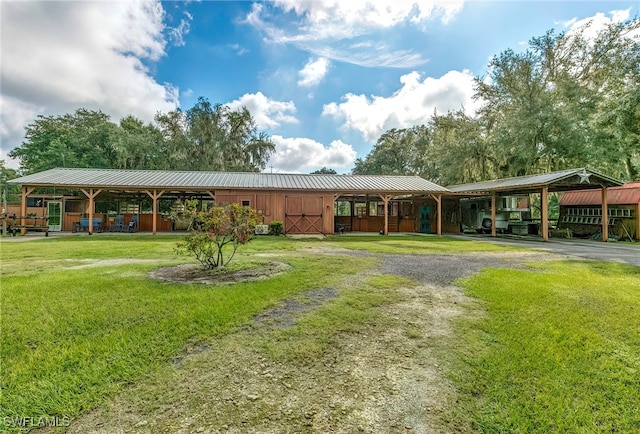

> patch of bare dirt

[
  {"left": 149, "top": 261, "right": 291, "bottom": 285},
  {"left": 66, "top": 259, "right": 159, "bottom": 269}
]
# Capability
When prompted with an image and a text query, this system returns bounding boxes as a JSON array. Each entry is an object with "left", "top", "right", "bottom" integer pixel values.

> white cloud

[
  {"left": 167, "top": 11, "right": 193, "bottom": 47},
  {"left": 227, "top": 92, "right": 298, "bottom": 130},
  {"left": 270, "top": 0, "right": 463, "bottom": 40},
  {"left": 323, "top": 70, "right": 478, "bottom": 141},
  {"left": 246, "top": 1, "right": 463, "bottom": 68},
  {"left": 298, "top": 57, "right": 330, "bottom": 87},
  {"left": 562, "top": 8, "right": 634, "bottom": 40},
  {"left": 230, "top": 43, "right": 249, "bottom": 56},
  {"left": 269, "top": 135, "right": 357, "bottom": 173},
  {"left": 0, "top": 1, "right": 180, "bottom": 161}
]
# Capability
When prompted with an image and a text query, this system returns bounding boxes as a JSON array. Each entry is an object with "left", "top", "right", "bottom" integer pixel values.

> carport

[{"left": 447, "top": 168, "right": 623, "bottom": 242}]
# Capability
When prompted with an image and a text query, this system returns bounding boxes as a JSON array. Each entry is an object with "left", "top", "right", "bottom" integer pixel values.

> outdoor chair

[
  {"left": 335, "top": 222, "right": 346, "bottom": 235},
  {"left": 110, "top": 215, "right": 125, "bottom": 232},
  {"left": 128, "top": 215, "right": 139, "bottom": 232}
]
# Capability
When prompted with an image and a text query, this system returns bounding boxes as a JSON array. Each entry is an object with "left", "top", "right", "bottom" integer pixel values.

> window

[
  {"left": 335, "top": 200, "right": 351, "bottom": 217},
  {"left": 27, "top": 197, "right": 45, "bottom": 207},
  {"left": 369, "top": 201, "right": 378, "bottom": 216},
  {"left": 354, "top": 202, "right": 366, "bottom": 217},
  {"left": 242, "top": 200, "right": 250, "bottom": 207}
]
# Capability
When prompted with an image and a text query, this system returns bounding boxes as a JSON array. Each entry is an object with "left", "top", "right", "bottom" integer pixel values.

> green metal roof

[
  {"left": 447, "top": 168, "right": 623, "bottom": 194},
  {"left": 9, "top": 167, "right": 450, "bottom": 194}
]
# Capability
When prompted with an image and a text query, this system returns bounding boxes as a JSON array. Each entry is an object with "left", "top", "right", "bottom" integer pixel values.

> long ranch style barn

[{"left": 5, "top": 167, "right": 450, "bottom": 236}]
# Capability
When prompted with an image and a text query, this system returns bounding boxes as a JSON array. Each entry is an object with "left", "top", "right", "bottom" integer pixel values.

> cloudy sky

[{"left": 1, "top": 1, "right": 637, "bottom": 173}]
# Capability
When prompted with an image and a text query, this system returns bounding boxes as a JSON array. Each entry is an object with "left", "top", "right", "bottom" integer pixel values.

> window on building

[
  {"left": 369, "top": 201, "right": 378, "bottom": 216},
  {"left": 335, "top": 200, "right": 351, "bottom": 216},
  {"left": 242, "top": 200, "right": 250, "bottom": 207},
  {"left": 354, "top": 202, "right": 367, "bottom": 217}
]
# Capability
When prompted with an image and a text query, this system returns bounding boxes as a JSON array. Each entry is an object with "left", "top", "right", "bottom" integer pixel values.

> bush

[
  {"left": 176, "top": 202, "right": 258, "bottom": 269},
  {"left": 269, "top": 220, "right": 283, "bottom": 236}
]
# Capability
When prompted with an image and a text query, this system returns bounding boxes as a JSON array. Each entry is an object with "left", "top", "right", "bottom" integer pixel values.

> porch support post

[
  {"left": 378, "top": 194, "right": 391, "bottom": 235},
  {"left": 20, "top": 186, "right": 35, "bottom": 235},
  {"left": 429, "top": 194, "right": 443, "bottom": 236},
  {"left": 541, "top": 187, "right": 549, "bottom": 242},
  {"left": 636, "top": 203, "right": 640, "bottom": 242},
  {"left": 81, "top": 188, "right": 102, "bottom": 235},
  {"left": 145, "top": 190, "right": 165, "bottom": 235},
  {"left": 601, "top": 187, "right": 608, "bottom": 242},
  {"left": 491, "top": 192, "right": 497, "bottom": 237}
]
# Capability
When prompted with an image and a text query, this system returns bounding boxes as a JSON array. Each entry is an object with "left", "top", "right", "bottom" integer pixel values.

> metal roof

[
  {"left": 9, "top": 167, "right": 450, "bottom": 194},
  {"left": 560, "top": 182, "right": 640, "bottom": 206},
  {"left": 447, "top": 168, "right": 623, "bottom": 194}
]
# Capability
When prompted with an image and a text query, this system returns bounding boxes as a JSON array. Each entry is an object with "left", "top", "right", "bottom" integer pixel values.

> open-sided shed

[
  {"left": 448, "top": 168, "right": 624, "bottom": 241},
  {"left": 8, "top": 167, "right": 450, "bottom": 236},
  {"left": 558, "top": 181, "right": 640, "bottom": 240}
]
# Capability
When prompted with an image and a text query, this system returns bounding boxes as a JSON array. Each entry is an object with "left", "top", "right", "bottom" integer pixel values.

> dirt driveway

[{"left": 64, "top": 249, "right": 556, "bottom": 434}]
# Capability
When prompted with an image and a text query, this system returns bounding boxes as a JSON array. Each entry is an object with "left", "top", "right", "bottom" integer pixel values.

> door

[
  {"left": 285, "top": 196, "right": 324, "bottom": 234},
  {"left": 47, "top": 201, "right": 62, "bottom": 231},
  {"left": 419, "top": 205, "right": 431, "bottom": 233}
]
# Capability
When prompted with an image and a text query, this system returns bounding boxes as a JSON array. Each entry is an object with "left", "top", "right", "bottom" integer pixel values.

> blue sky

[{"left": 1, "top": 1, "right": 637, "bottom": 173}]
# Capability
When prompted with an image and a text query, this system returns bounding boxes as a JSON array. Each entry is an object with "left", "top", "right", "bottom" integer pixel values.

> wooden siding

[{"left": 216, "top": 189, "right": 334, "bottom": 234}]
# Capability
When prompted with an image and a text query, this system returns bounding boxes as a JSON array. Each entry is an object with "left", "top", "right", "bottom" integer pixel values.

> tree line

[
  {"left": 8, "top": 97, "right": 275, "bottom": 175},
  {"left": 353, "top": 18, "right": 640, "bottom": 184}
]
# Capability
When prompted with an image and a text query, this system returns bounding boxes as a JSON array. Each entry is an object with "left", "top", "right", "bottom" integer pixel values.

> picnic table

[{"left": 9, "top": 215, "right": 49, "bottom": 236}]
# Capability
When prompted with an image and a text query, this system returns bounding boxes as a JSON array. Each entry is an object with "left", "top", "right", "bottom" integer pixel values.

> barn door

[{"left": 285, "top": 196, "right": 324, "bottom": 234}]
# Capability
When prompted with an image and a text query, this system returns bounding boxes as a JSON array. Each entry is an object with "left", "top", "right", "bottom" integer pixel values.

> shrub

[
  {"left": 176, "top": 202, "right": 258, "bottom": 269},
  {"left": 269, "top": 220, "right": 283, "bottom": 236}
]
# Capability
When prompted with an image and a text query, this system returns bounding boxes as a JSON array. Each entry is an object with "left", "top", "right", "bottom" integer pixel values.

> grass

[
  {"left": 4, "top": 234, "right": 639, "bottom": 432},
  {"left": 0, "top": 235, "right": 375, "bottom": 426},
  {"left": 257, "top": 274, "right": 416, "bottom": 364},
  {"left": 451, "top": 260, "right": 640, "bottom": 433},
  {"left": 325, "top": 234, "right": 524, "bottom": 254}
]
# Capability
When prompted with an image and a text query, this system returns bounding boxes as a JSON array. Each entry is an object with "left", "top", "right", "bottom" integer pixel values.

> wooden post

[
  {"left": 379, "top": 195, "right": 390, "bottom": 235},
  {"left": 20, "top": 186, "right": 28, "bottom": 235},
  {"left": 541, "top": 187, "right": 549, "bottom": 242},
  {"left": 601, "top": 187, "right": 608, "bottom": 242},
  {"left": 89, "top": 192, "right": 94, "bottom": 235},
  {"left": 636, "top": 203, "right": 640, "bottom": 242},
  {"left": 491, "top": 193, "right": 497, "bottom": 237},
  {"left": 145, "top": 190, "right": 164, "bottom": 235},
  {"left": 145, "top": 190, "right": 165, "bottom": 235},
  {"left": 431, "top": 194, "right": 442, "bottom": 236},
  {"left": 81, "top": 189, "right": 102, "bottom": 235}
]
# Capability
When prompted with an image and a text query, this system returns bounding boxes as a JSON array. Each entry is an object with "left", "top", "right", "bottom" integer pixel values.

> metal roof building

[
  {"left": 9, "top": 167, "right": 449, "bottom": 194},
  {"left": 9, "top": 168, "right": 450, "bottom": 236},
  {"left": 447, "top": 168, "right": 624, "bottom": 241},
  {"left": 560, "top": 182, "right": 640, "bottom": 206}
]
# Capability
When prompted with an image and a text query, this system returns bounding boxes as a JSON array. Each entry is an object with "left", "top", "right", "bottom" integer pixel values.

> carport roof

[
  {"left": 9, "top": 167, "right": 450, "bottom": 194},
  {"left": 447, "top": 168, "right": 623, "bottom": 195}
]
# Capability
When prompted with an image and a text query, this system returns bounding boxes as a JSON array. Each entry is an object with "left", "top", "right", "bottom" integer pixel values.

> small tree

[{"left": 176, "top": 202, "right": 258, "bottom": 269}]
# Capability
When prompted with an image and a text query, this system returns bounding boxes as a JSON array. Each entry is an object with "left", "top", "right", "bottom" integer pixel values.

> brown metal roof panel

[{"left": 560, "top": 182, "right": 640, "bottom": 206}]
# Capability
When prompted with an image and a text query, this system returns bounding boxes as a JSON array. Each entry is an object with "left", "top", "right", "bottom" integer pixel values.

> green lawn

[
  {"left": 0, "top": 236, "right": 374, "bottom": 425},
  {"left": 452, "top": 260, "right": 640, "bottom": 433},
  {"left": 2, "top": 235, "right": 639, "bottom": 433}
]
